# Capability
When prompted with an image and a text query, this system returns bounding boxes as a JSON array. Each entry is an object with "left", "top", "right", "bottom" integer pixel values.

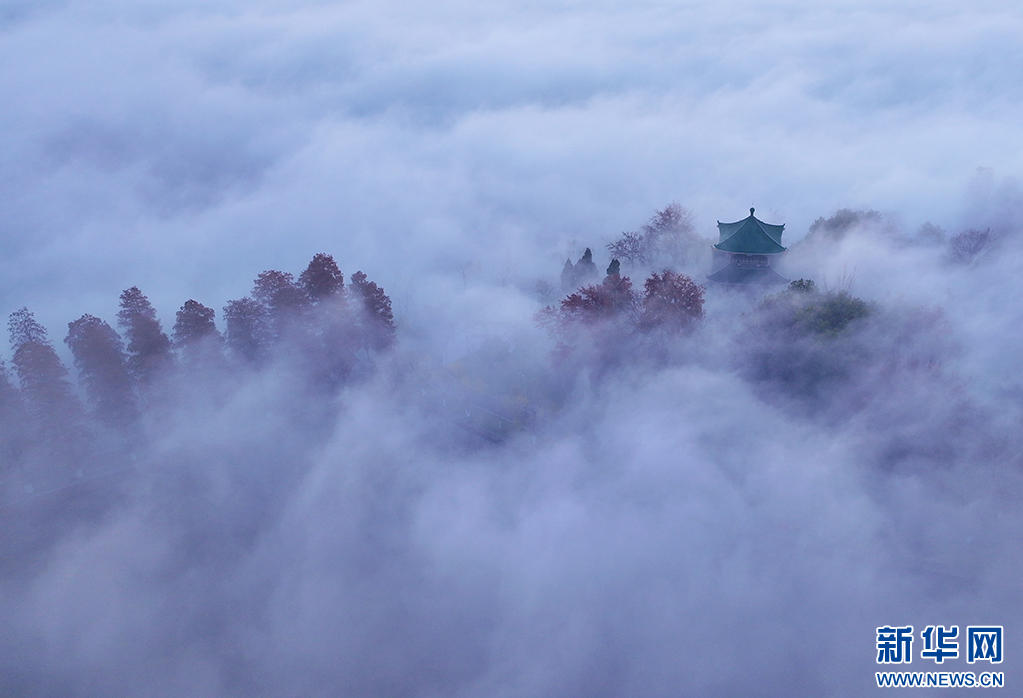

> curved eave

[
  {"left": 716, "top": 215, "right": 786, "bottom": 254},
  {"left": 713, "top": 242, "right": 788, "bottom": 254}
]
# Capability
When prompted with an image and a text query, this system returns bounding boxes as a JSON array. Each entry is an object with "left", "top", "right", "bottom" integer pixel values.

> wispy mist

[{"left": 2, "top": 0, "right": 1022, "bottom": 695}]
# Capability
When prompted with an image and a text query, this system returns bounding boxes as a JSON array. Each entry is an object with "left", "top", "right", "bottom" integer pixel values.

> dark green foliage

[
  {"left": 9, "top": 308, "right": 75, "bottom": 409},
  {"left": 65, "top": 314, "right": 137, "bottom": 429},
  {"left": 797, "top": 291, "right": 871, "bottom": 336},
  {"left": 739, "top": 283, "right": 875, "bottom": 410},
  {"left": 118, "top": 287, "right": 172, "bottom": 382},
  {"left": 756, "top": 283, "right": 872, "bottom": 338},
  {"left": 788, "top": 278, "right": 817, "bottom": 294}
]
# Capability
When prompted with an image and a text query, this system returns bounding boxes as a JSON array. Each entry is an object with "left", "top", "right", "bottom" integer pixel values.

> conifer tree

[
  {"left": 0, "top": 358, "right": 26, "bottom": 471},
  {"left": 350, "top": 271, "right": 396, "bottom": 351},
  {"left": 173, "top": 300, "right": 221, "bottom": 346},
  {"left": 8, "top": 307, "right": 88, "bottom": 463},
  {"left": 223, "top": 297, "right": 270, "bottom": 364},
  {"left": 251, "top": 270, "right": 309, "bottom": 346},
  {"left": 65, "top": 314, "right": 137, "bottom": 429},
  {"left": 117, "top": 287, "right": 172, "bottom": 382}
]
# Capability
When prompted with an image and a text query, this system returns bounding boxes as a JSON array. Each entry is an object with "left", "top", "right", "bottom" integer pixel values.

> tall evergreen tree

[
  {"left": 252, "top": 271, "right": 307, "bottom": 315},
  {"left": 173, "top": 300, "right": 225, "bottom": 370},
  {"left": 8, "top": 307, "right": 88, "bottom": 464},
  {"left": 65, "top": 314, "right": 137, "bottom": 429},
  {"left": 223, "top": 297, "right": 270, "bottom": 364},
  {"left": 173, "top": 300, "right": 221, "bottom": 346},
  {"left": 0, "top": 358, "right": 26, "bottom": 472},
  {"left": 350, "top": 271, "right": 396, "bottom": 351},
  {"left": 117, "top": 287, "right": 172, "bottom": 382},
  {"left": 251, "top": 270, "right": 309, "bottom": 346}
]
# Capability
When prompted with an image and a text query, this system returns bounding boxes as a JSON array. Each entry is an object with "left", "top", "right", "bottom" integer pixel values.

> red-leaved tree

[
  {"left": 536, "top": 275, "right": 640, "bottom": 368},
  {"left": 638, "top": 270, "right": 705, "bottom": 333}
]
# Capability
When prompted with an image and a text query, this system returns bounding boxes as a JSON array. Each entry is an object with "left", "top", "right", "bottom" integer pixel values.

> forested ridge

[
  {"left": 1, "top": 202, "right": 1019, "bottom": 697},
  {"left": 0, "top": 253, "right": 395, "bottom": 508},
  {"left": 0, "top": 204, "right": 996, "bottom": 513}
]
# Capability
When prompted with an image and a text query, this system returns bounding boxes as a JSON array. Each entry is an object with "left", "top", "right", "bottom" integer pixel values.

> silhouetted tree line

[{"left": 0, "top": 254, "right": 395, "bottom": 499}]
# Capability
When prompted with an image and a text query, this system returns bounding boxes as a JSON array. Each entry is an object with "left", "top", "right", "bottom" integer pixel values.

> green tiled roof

[{"left": 715, "top": 208, "right": 787, "bottom": 255}]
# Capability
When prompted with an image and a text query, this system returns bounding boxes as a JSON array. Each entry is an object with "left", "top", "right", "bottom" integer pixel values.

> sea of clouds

[{"left": 1, "top": 0, "right": 1022, "bottom": 695}]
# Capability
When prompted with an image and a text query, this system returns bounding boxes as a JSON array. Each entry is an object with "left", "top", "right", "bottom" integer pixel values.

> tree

[
  {"left": 299, "top": 253, "right": 345, "bottom": 303},
  {"left": 641, "top": 201, "right": 697, "bottom": 266},
  {"left": 557, "top": 275, "right": 640, "bottom": 326},
  {"left": 949, "top": 228, "right": 991, "bottom": 264},
  {"left": 560, "top": 248, "right": 600, "bottom": 292},
  {"left": 605, "top": 202, "right": 698, "bottom": 269},
  {"left": 638, "top": 270, "right": 705, "bottom": 333},
  {"left": 350, "top": 271, "right": 396, "bottom": 351},
  {"left": 538, "top": 275, "right": 640, "bottom": 337},
  {"left": 788, "top": 278, "right": 818, "bottom": 294},
  {"left": 223, "top": 297, "right": 270, "bottom": 363},
  {"left": 534, "top": 279, "right": 556, "bottom": 305},
  {"left": 755, "top": 282, "right": 872, "bottom": 338},
  {"left": 251, "top": 270, "right": 309, "bottom": 347},
  {"left": 807, "top": 209, "right": 883, "bottom": 241},
  {"left": 606, "top": 231, "right": 646, "bottom": 266},
  {"left": 173, "top": 300, "right": 220, "bottom": 346},
  {"left": 65, "top": 314, "right": 137, "bottom": 429},
  {"left": 559, "top": 258, "right": 576, "bottom": 292},
  {"left": 172, "top": 300, "right": 224, "bottom": 371},
  {"left": 536, "top": 275, "right": 641, "bottom": 371},
  {"left": 252, "top": 270, "right": 307, "bottom": 314},
  {"left": 118, "top": 287, "right": 172, "bottom": 382},
  {"left": 0, "top": 359, "right": 26, "bottom": 470},
  {"left": 8, "top": 307, "right": 88, "bottom": 461},
  {"left": 799, "top": 291, "right": 871, "bottom": 336}
]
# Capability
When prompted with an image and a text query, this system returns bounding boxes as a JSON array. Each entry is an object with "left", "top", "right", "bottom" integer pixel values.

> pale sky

[{"left": 2, "top": 0, "right": 1021, "bottom": 332}]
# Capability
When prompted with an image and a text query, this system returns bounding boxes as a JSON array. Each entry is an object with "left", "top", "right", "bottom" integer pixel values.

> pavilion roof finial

[{"left": 750, "top": 207, "right": 755, "bottom": 216}]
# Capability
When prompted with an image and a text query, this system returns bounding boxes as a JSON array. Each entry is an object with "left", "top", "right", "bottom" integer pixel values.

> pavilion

[{"left": 707, "top": 208, "right": 789, "bottom": 285}]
